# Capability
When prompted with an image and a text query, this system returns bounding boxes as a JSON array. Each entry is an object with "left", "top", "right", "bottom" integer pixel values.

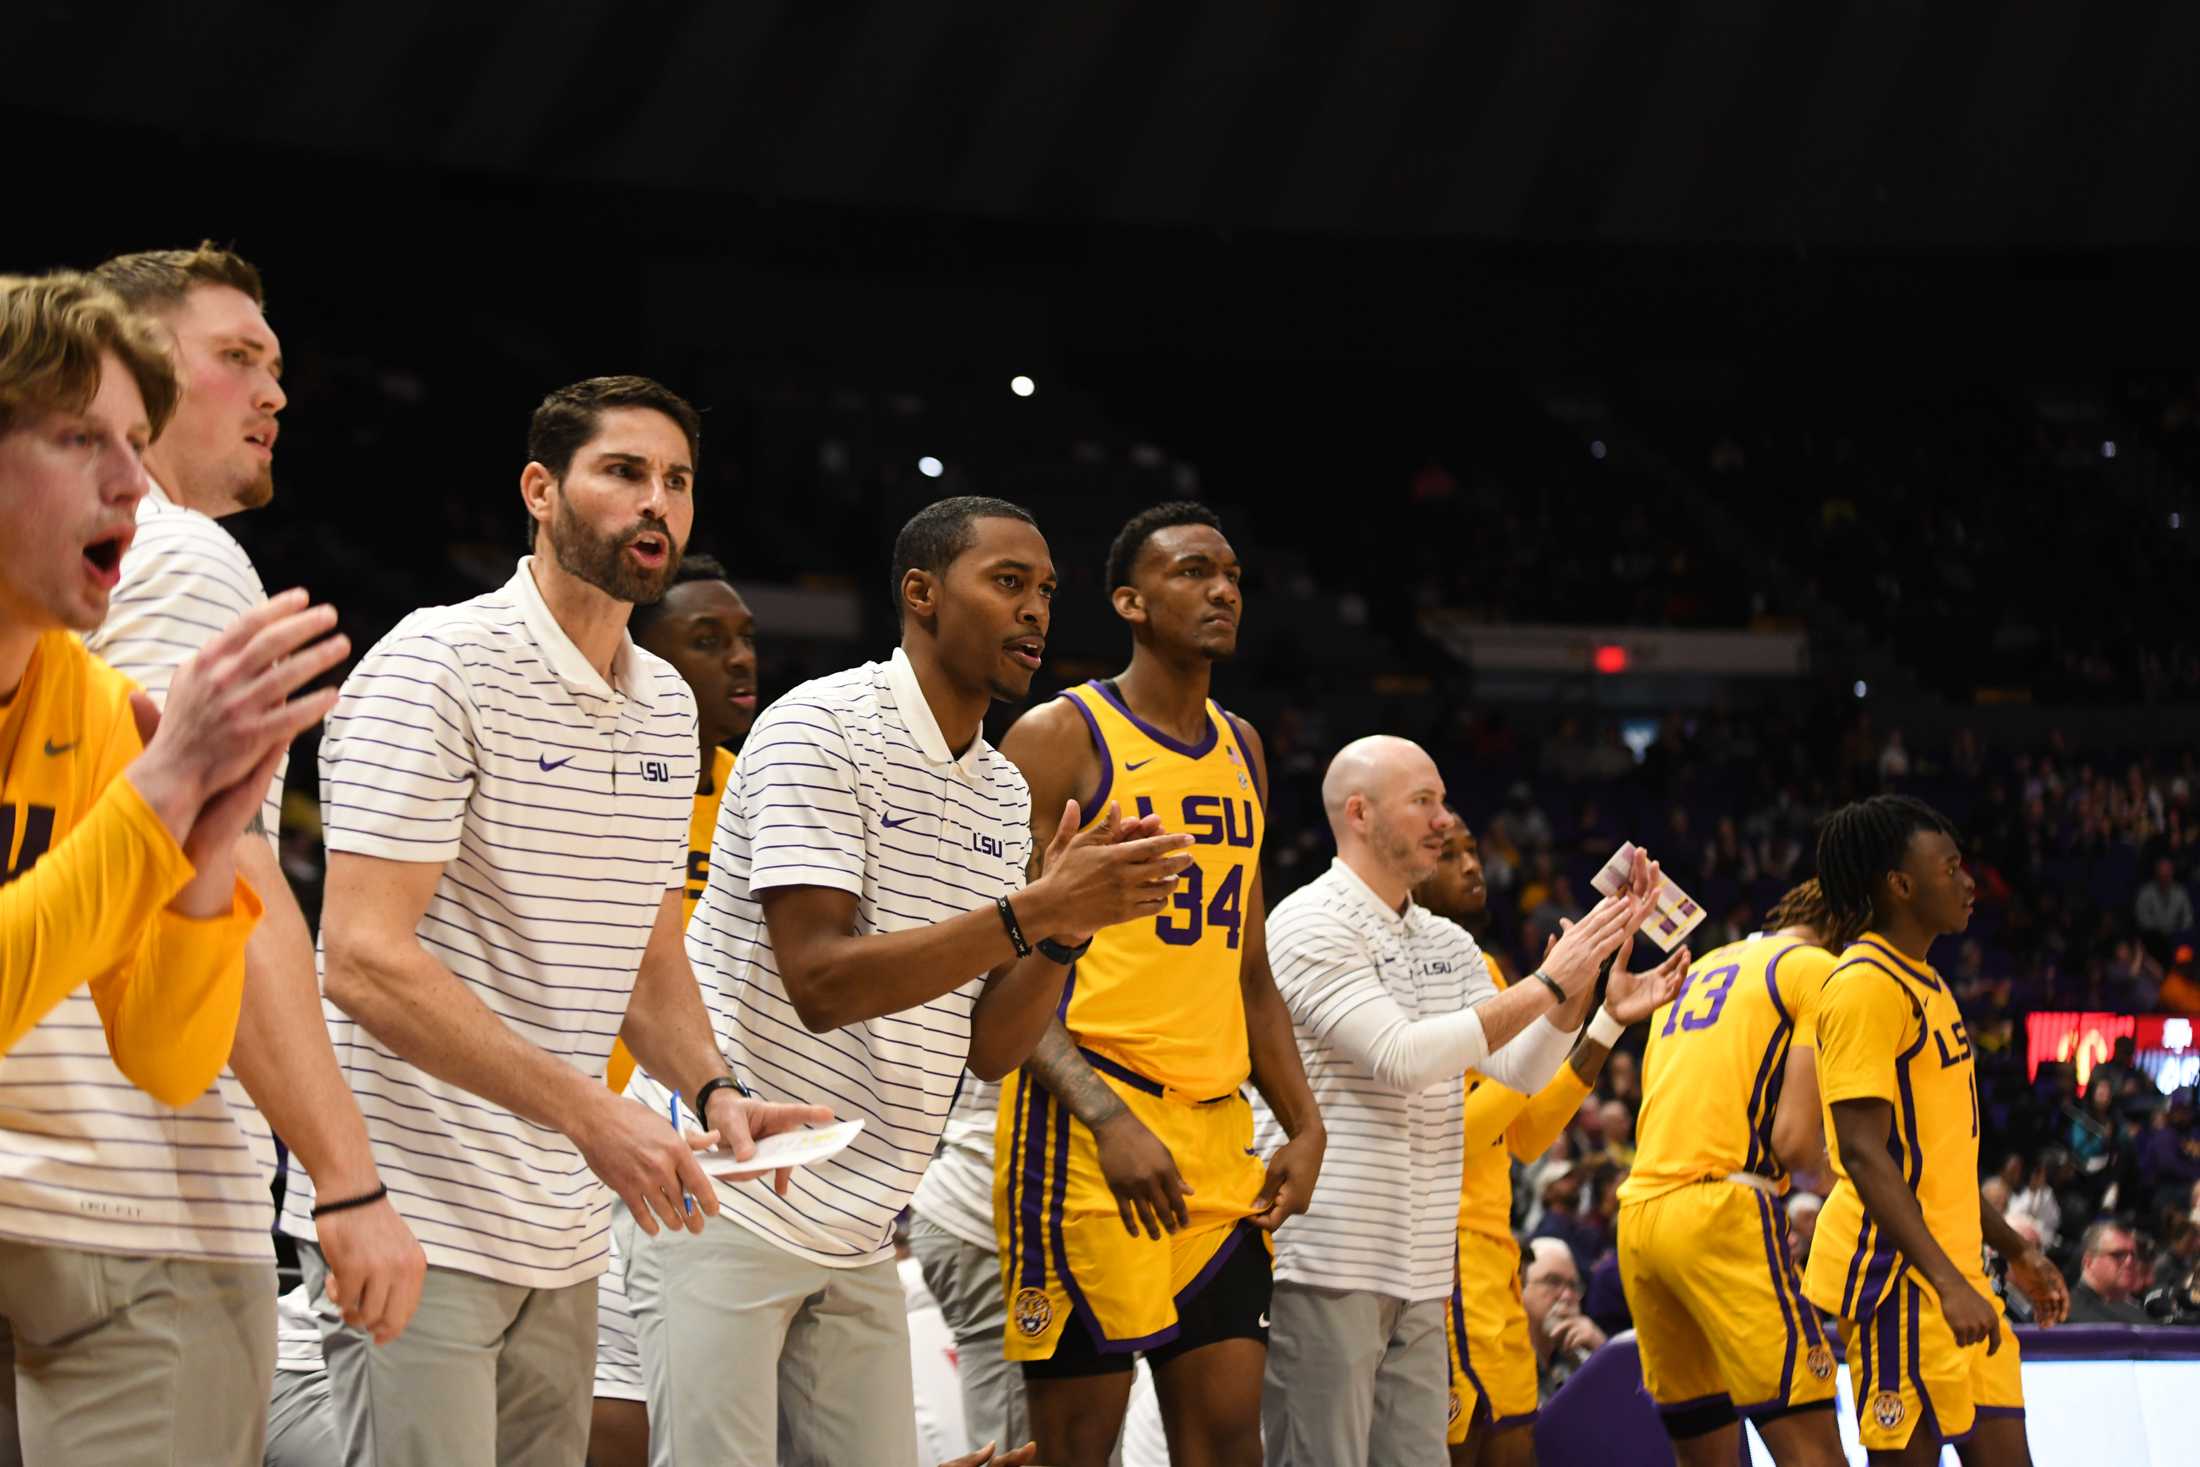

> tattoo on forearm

[
  {"left": 1030, "top": 1023, "right": 1126, "bottom": 1127},
  {"left": 1570, "top": 1040, "right": 1612, "bottom": 1088}
]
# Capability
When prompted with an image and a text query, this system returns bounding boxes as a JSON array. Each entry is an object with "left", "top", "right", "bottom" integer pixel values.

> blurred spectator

[
  {"left": 2067, "top": 1221, "right": 2150, "bottom": 1324},
  {"left": 1597, "top": 1100, "right": 1636, "bottom": 1170},
  {"left": 2065, "top": 1078, "right": 2126, "bottom": 1198},
  {"left": 2101, "top": 943, "right": 2164, "bottom": 1012},
  {"left": 1525, "top": 876, "right": 1584, "bottom": 952},
  {"left": 1998, "top": 1214, "right": 2046, "bottom": 1323},
  {"left": 1603, "top": 1051, "right": 1640, "bottom": 1109},
  {"left": 1878, "top": 729, "right": 1911, "bottom": 783},
  {"left": 2011, "top": 1152, "right": 2067, "bottom": 1252},
  {"left": 2140, "top": 1092, "right": 2200, "bottom": 1214},
  {"left": 1521, "top": 1239, "right": 1604, "bottom": 1403},
  {"left": 1527, "top": 1164, "right": 1603, "bottom": 1282},
  {"left": 2136, "top": 858, "right": 2195, "bottom": 960},
  {"left": 1982, "top": 1177, "right": 2013, "bottom": 1215},
  {"left": 1492, "top": 782, "right": 1553, "bottom": 856},
  {"left": 1785, "top": 1191, "right": 1822, "bottom": 1272}
]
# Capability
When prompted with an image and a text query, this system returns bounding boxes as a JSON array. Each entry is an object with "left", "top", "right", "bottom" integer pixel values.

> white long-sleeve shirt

[{"left": 1255, "top": 858, "right": 1576, "bottom": 1302}]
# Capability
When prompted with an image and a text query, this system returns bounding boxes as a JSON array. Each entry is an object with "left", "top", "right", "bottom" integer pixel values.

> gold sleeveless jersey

[{"left": 1055, "top": 681, "right": 1263, "bottom": 1098}]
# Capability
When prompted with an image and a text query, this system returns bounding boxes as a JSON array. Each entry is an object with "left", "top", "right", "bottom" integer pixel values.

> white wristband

[{"left": 1586, "top": 1006, "right": 1626, "bottom": 1048}]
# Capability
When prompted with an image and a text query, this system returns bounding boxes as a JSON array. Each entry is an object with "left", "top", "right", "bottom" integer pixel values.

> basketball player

[
  {"left": 1616, "top": 877, "right": 1851, "bottom": 1467},
  {"left": 1802, "top": 797, "right": 2066, "bottom": 1466},
  {"left": 286, "top": 376, "right": 825, "bottom": 1467},
  {"left": 0, "top": 271, "right": 349, "bottom": 1465},
  {"left": 80, "top": 244, "right": 425, "bottom": 1357},
  {"left": 621, "top": 495, "right": 1191, "bottom": 1465},
  {"left": 990, "top": 502, "right": 1324, "bottom": 1467},
  {"left": 589, "top": 553, "right": 757, "bottom": 1467},
  {"left": 1415, "top": 819, "right": 1657, "bottom": 1467}
]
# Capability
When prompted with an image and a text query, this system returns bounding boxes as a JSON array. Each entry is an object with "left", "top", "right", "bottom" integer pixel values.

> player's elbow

[
  {"left": 965, "top": 1043, "right": 1015, "bottom": 1084},
  {"left": 1771, "top": 1117, "right": 1819, "bottom": 1178},
  {"left": 779, "top": 963, "right": 852, "bottom": 1033}
]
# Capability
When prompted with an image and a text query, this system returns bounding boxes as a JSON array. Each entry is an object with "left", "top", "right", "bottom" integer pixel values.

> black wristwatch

[
  {"left": 693, "top": 1074, "right": 745, "bottom": 1123},
  {"left": 1036, "top": 935, "right": 1092, "bottom": 966}
]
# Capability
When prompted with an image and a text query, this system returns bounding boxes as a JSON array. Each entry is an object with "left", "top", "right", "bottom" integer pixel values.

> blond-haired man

[{"left": 0, "top": 270, "right": 347, "bottom": 1465}]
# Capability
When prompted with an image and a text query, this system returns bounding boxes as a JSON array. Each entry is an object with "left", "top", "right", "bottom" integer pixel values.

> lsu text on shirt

[
  {"left": 1802, "top": 934, "right": 1984, "bottom": 1320},
  {"left": 1620, "top": 933, "right": 1837, "bottom": 1206},
  {"left": 635, "top": 648, "right": 1030, "bottom": 1267},
  {"left": 282, "top": 559, "right": 697, "bottom": 1289},
  {"left": 0, "top": 631, "right": 262, "bottom": 1256},
  {"left": 1258, "top": 858, "right": 1486, "bottom": 1303},
  {"left": 1053, "top": 681, "right": 1264, "bottom": 1098}
]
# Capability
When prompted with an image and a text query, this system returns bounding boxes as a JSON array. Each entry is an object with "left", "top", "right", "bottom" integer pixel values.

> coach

[{"left": 1259, "top": 736, "right": 1655, "bottom": 1466}]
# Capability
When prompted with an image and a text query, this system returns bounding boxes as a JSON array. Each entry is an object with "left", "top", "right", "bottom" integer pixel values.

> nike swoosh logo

[
  {"left": 1258, "top": 1312, "right": 1271, "bottom": 1330},
  {"left": 42, "top": 740, "right": 78, "bottom": 757},
  {"left": 882, "top": 813, "right": 916, "bottom": 829},
  {"left": 1125, "top": 757, "right": 1156, "bottom": 771},
  {"left": 538, "top": 754, "right": 575, "bottom": 772}
]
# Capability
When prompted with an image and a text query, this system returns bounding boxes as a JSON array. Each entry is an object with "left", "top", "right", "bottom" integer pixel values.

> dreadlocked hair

[
  {"left": 1764, "top": 877, "right": 1864, "bottom": 951},
  {"left": 1814, "top": 795, "right": 1957, "bottom": 936}
]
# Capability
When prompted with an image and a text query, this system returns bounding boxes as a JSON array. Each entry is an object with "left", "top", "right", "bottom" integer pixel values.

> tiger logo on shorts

[
  {"left": 1014, "top": 1287, "right": 1053, "bottom": 1338},
  {"left": 1870, "top": 1390, "right": 1905, "bottom": 1430},
  {"left": 1807, "top": 1344, "right": 1836, "bottom": 1381},
  {"left": 1446, "top": 1389, "right": 1462, "bottom": 1426}
]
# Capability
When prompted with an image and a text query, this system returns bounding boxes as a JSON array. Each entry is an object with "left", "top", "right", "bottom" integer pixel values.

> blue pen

[{"left": 672, "top": 1090, "right": 695, "bottom": 1215}]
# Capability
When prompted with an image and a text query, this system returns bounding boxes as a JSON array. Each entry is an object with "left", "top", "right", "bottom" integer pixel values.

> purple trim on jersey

[
  {"left": 1090, "top": 679, "right": 1217, "bottom": 761},
  {"left": 1015, "top": 1075, "right": 1050, "bottom": 1293},
  {"left": 1750, "top": 1189, "right": 1801, "bottom": 1410},
  {"left": 1171, "top": 1219, "right": 1252, "bottom": 1316},
  {"left": 1855, "top": 937, "right": 1942, "bottom": 992},
  {"left": 1060, "top": 691, "right": 1114, "bottom": 823},
  {"left": 1450, "top": 1260, "right": 1496, "bottom": 1415},
  {"left": 1220, "top": 710, "right": 1264, "bottom": 808}
]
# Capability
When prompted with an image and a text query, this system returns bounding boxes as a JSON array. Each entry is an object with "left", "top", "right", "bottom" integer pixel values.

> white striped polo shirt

[
  {"left": 0, "top": 484, "right": 282, "bottom": 1264},
  {"left": 631, "top": 648, "right": 1029, "bottom": 1267},
  {"left": 1254, "top": 859, "right": 1489, "bottom": 1303},
  {"left": 280, "top": 559, "right": 697, "bottom": 1290},
  {"left": 908, "top": 1074, "right": 1003, "bottom": 1251}
]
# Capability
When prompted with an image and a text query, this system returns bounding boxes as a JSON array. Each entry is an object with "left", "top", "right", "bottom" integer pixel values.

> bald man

[{"left": 1254, "top": 737, "right": 1670, "bottom": 1466}]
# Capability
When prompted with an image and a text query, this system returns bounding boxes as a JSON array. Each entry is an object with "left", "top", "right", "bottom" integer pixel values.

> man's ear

[
  {"left": 900, "top": 568, "right": 937, "bottom": 625},
  {"left": 1111, "top": 585, "right": 1146, "bottom": 626},
  {"left": 520, "top": 462, "right": 558, "bottom": 542}
]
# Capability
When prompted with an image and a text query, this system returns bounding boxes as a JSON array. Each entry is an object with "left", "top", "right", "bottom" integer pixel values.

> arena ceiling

[{"left": 24, "top": 0, "right": 2200, "bottom": 249}]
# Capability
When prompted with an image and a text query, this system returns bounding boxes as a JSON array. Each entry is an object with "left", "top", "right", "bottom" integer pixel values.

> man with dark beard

[{"left": 283, "top": 377, "right": 827, "bottom": 1467}]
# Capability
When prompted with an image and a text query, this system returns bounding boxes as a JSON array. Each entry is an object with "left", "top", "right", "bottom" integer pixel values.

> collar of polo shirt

[
  {"left": 885, "top": 646, "right": 987, "bottom": 779},
  {"left": 509, "top": 555, "right": 642, "bottom": 702},
  {"left": 1329, "top": 855, "right": 1417, "bottom": 931}
]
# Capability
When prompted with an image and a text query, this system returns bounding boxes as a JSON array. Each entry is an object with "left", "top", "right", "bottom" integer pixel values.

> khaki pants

[
  {"left": 907, "top": 1213, "right": 1030, "bottom": 1457},
  {"left": 300, "top": 1242, "right": 595, "bottom": 1467},
  {"left": 1262, "top": 1280, "right": 1448, "bottom": 1467},
  {"left": 615, "top": 1201, "right": 918, "bottom": 1467},
  {"left": 0, "top": 1239, "right": 275, "bottom": 1467}
]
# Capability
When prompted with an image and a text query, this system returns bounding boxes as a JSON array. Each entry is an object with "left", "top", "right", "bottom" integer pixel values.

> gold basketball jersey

[{"left": 1055, "top": 681, "right": 1263, "bottom": 1098}]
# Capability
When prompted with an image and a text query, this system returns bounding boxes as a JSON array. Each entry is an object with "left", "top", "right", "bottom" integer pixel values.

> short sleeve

[
  {"left": 739, "top": 698, "right": 865, "bottom": 897},
  {"left": 1267, "top": 910, "right": 1383, "bottom": 1042},
  {"left": 1778, "top": 946, "right": 1839, "bottom": 1050},
  {"left": 318, "top": 631, "right": 478, "bottom": 863},
  {"left": 1813, "top": 965, "right": 1919, "bottom": 1108}
]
